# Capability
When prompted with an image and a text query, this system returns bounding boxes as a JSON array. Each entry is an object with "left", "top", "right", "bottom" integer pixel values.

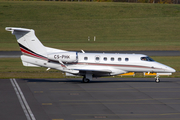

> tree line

[{"left": 6, "top": 0, "right": 180, "bottom": 4}]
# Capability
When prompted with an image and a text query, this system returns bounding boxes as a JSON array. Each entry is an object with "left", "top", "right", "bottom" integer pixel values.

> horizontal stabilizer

[
  {"left": 22, "top": 61, "right": 40, "bottom": 67},
  {"left": 5, "top": 27, "right": 32, "bottom": 33},
  {"left": 66, "top": 73, "right": 78, "bottom": 77}
]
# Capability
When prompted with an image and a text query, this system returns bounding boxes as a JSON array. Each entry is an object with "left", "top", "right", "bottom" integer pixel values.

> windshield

[{"left": 141, "top": 57, "right": 154, "bottom": 61}]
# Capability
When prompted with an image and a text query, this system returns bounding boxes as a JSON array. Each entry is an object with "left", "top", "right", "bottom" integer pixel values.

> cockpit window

[{"left": 141, "top": 57, "right": 154, "bottom": 61}]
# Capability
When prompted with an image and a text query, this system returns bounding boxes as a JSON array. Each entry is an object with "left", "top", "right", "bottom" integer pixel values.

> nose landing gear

[{"left": 155, "top": 74, "right": 160, "bottom": 83}]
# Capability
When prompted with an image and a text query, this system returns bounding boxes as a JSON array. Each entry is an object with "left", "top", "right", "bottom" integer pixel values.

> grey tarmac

[{"left": 1, "top": 78, "right": 180, "bottom": 120}]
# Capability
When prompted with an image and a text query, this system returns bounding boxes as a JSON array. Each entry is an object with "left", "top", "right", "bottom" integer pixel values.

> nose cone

[
  {"left": 154, "top": 62, "right": 176, "bottom": 73},
  {"left": 166, "top": 66, "right": 176, "bottom": 73}
]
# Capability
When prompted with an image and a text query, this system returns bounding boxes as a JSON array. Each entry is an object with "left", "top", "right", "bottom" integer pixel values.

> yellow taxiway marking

[
  {"left": 52, "top": 119, "right": 64, "bottom": 120},
  {"left": 52, "top": 90, "right": 180, "bottom": 93},
  {"left": 62, "top": 103, "right": 180, "bottom": 105},
  {"left": 75, "top": 119, "right": 180, "bottom": 120},
  {"left": 73, "top": 113, "right": 180, "bottom": 116},
  {"left": 117, "top": 86, "right": 180, "bottom": 89},
  {"left": 28, "top": 82, "right": 37, "bottom": 84},
  {"left": 59, "top": 98, "right": 180, "bottom": 102},
  {"left": 42, "top": 103, "right": 52, "bottom": 105},
  {"left": 50, "top": 86, "right": 180, "bottom": 91},
  {"left": 51, "top": 87, "right": 177, "bottom": 90},
  {"left": 34, "top": 91, "right": 43, "bottom": 93}
]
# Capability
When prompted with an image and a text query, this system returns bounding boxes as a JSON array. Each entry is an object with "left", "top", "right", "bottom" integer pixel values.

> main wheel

[{"left": 83, "top": 77, "right": 90, "bottom": 83}]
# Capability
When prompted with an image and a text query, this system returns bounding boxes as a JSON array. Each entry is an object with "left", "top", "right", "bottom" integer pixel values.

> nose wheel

[{"left": 155, "top": 74, "right": 160, "bottom": 83}]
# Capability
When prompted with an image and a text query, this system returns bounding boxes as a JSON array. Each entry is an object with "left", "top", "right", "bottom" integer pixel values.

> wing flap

[
  {"left": 73, "top": 68, "right": 126, "bottom": 77},
  {"left": 74, "top": 68, "right": 111, "bottom": 73}
]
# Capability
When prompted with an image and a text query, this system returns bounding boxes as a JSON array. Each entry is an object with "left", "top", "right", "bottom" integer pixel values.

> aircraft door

[{"left": 76, "top": 52, "right": 78, "bottom": 62}]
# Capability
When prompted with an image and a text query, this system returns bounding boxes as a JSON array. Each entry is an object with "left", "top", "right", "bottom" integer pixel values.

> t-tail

[
  {"left": 5, "top": 27, "right": 49, "bottom": 67},
  {"left": 5, "top": 27, "right": 78, "bottom": 74},
  {"left": 6, "top": 27, "right": 47, "bottom": 58}
]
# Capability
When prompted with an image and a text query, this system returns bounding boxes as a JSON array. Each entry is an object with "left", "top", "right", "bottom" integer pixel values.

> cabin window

[
  {"left": 104, "top": 57, "right": 107, "bottom": 61},
  {"left": 111, "top": 57, "right": 114, "bottom": 61},
  {"left": 96, "top": 57, "right": 100, "bottom": 61},
  {"left": 84, "top": 57, "right": 88, "bottom": 60},
  {"left": 125, "top": 58, "right": 129, "bottom": 61},
  {"left": 118, "top": 57, "right": 121, "bottom": 61}
]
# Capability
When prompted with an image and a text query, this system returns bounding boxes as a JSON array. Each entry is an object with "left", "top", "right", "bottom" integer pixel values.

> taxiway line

[{"left": 10, "top": 78, "right": 36, "bottom": 120}]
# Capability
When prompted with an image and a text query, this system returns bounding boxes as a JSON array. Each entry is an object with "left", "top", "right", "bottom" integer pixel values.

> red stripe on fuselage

[
  {"left": 20, "top": 48, "right": 48, "bottom": 61},
  {"left": 75, "top": 62, "right": 163, "bottom": 70}
]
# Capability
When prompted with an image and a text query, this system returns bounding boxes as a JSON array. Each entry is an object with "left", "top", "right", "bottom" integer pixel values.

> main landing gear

[
  {"left": 83, "top": 77, "right": 90, "bottom": 83},
  {"left": 82, "top": 73, "right": 92, "bottom": 83},
  {"left": 155, "top": 74, "right": 160, "bottom": 83}
]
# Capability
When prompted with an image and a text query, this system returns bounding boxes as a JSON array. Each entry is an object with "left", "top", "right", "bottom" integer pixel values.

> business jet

[{"left": 5, "top": 27, "right": 176, "bottom": 83}]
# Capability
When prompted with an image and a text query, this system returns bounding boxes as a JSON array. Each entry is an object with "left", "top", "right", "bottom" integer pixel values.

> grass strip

[{"left": 1, "top": 2, "right": 180, "bottom": 51}]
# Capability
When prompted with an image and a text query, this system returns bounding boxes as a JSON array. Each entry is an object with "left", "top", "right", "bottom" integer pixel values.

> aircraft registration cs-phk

[{"left": 5, "top": 27, "right": 176, "bottom": 83}]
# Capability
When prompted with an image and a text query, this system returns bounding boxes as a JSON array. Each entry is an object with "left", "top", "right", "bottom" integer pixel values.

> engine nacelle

[{"left": 48, "top": 52, "right": 78, "bottom": 63}]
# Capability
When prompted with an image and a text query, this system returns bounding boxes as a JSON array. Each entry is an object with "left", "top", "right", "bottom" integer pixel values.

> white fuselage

[
  {"left": 47, "top": 52, "right": 175, "bottom": 77},
  {"left": 78, "top": 53, "right": 174, "bottom": 72}
]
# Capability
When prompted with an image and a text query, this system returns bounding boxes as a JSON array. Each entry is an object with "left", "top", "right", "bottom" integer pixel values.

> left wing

[{"left": 73, "top": 68, "right": 126, "bottom": 77}]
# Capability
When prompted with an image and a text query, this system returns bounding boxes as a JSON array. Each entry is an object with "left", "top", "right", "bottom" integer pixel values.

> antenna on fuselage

[{"left": 81, "top": 50, "right": 85, "bottom": 53}]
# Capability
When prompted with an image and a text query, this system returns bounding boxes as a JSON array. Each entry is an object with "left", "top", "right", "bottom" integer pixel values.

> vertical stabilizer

[{"left": 5, "top": 27, "right": 47, "bottom": 60}]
